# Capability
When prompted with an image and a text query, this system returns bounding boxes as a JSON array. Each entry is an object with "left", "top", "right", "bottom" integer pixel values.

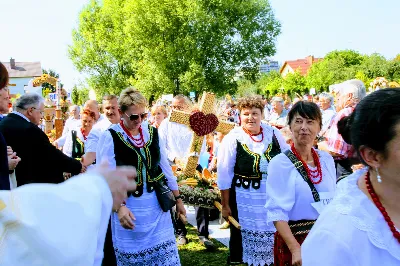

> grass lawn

[{"left": 178, "top": 225, "right": 229, "bottom": 266}]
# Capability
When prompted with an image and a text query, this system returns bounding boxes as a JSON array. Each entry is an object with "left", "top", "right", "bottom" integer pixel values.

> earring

[{"left": 376, "top": 168, "right": 382, "bottom": 183}]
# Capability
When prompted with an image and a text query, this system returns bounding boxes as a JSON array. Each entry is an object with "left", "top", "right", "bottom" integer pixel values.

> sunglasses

[{"left": 125, "top": 112, "right": 147, "bottom": 121}]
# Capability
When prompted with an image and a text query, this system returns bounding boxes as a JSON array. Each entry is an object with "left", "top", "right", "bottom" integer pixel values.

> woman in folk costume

[
  {"left": 97, "top": 87, "right": 185, "bottom": 265},
  {"left": 265, "top": 101, "right": 336, "bottom": 266},
  {"left": 302, "top": 89, "right": 400, "bottom": 265},
  {"left": 217, "top": 96, "right": 289, "bottom": 266},
  {"left": 63, "top": 109, "right": 95, "bottom": 160}
]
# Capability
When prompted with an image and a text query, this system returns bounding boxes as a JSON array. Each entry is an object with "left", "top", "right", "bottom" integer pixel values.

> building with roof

[
  {"left": 260, "top": 60, "right": 280, "bottom": 74},
  {"left": 280, "top": 55, "right": 322, "bottom": 77},
  {"left": 1, "top": 58, "right": 42, "bottom": 95}
]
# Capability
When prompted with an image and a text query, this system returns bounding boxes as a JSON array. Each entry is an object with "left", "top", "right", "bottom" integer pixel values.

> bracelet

[
  {"left": 175, "top": 195, "right": 183, "bottom": 201},
  {"left": 114, "top": 203, "right": 126, "bottom": 213}
]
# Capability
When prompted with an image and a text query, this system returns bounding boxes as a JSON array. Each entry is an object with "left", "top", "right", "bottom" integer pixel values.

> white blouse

[
  {"left": 302, "top": 168, "right": 400, "bottom": 266},
  {"left": 97, "top": 123, "right": 178, "bottom": 191},
  {"left": 265, "top": 149, "right": 336, "bottom": 223},
  {"left": 63, "top": 126, "right": 86, "bottom": 158},
  {"left": 217, "top": 123, "right": 289, "bottom": 190}
]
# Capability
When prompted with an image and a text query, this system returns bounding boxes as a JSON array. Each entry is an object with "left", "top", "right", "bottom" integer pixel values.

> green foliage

[
  {"left": 283, "top": 70, "right": 307, "bottom": 96},
  {"left": 256, "top": 71, "right": 282, "bottom": 96},
  {"left": 324, "top": 50, "right": 364, "bottom": 67},
  {"left": 236, "top": 79, "right": 258, "bottom": 97},
  {"left": 69, "top": 0, "right": 281, "bottom": 98},
  {"left": 71, "top": 86, "right": 80, "bottom": 105}
]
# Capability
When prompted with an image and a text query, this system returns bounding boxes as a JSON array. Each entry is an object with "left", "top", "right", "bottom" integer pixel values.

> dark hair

[
  {"left": 338, "top": 88, "right": 400, "bottom": 164},
  {"left": 288, "top": 101, "right": 322, "bottom": 128},
  {"left": 0, "top": 63, "right": 9, "bottom": 90}
]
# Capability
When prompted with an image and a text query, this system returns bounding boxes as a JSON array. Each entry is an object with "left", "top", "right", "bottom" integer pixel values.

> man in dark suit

[{"left": 0, "top": 93, "right": 83, "bottom": 186}]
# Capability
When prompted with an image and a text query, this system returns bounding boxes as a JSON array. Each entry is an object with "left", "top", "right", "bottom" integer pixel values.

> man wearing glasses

[
  {"left": 159, "top": 95, "right": 215, "bottom": 250},
  {"left": 0, "top": 93, "right": 84, "bottom": 187}
]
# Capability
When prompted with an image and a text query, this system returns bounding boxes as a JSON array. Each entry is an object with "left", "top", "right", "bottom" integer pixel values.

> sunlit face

[
  {"left": 241, "top": 107, "right": 262, "bottom": 134},
  {"left": 171, "top": 98, "right": 189, "bottom": 112},
  {"left": 85, "top": 104, "right": 100, "bottom": 121},
  {"left": 272, "top": 101, "right": 283, "bottom": 114},
  {"left": 120, "top": 105, "right": 146, "bottom": 132},
  {"left": 81, "top": 113, "right": 94, "bottom": 131},
  {"left": 28, "top": 102, "right": 44, "bottom": 126},
  {"left": 103, "top": 98, "right": 120, "bottom": 123},
  {"left": 154, "top": 110, "right": 166, "bottom": 124},
  {"left": 0, "top": 89, "right": 10, "bottom": 114},
  {"left": 290, "top": 114, "right": 321, "bottom": 146},
  {"left": 319, "top": 97, "right": 331, "bottom": 111}
]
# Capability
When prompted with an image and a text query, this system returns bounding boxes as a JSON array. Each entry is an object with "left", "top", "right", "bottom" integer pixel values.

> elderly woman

[
  {"left": 318, "top": 92, "right": 336, "bottom": 136},
  {"left": 302, "top": 89, "right": 400, "bottom": 265},
  {"left": 218, "top": 96, "right": 289, "bottom": 266},
  {"left": 268, "top": 96, "right": 288, "bottom": 129},
  {"left": 265, "top": 101, "right": 336, "bottom": 266},
  {"left": 97, "top": 87, "right": 185, "bottom": 265},
  {"left": 151, "top": 105, "right": 168, "bottom": 128},
  {"left": 63, "top": 109, "right": 95, "bottom": 160}
]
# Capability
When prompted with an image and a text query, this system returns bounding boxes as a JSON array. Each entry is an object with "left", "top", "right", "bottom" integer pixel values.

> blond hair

[
  {"left": 118, "top": 87, "right": 147, "bottom": 112},
  {"left": 151, "top": 105, "right": 168, "bottom": 117}
]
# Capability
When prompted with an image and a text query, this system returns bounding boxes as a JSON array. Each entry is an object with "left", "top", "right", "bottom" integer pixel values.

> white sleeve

[
  {"left": 55, "top": 134, "right": 67, "bottom": 147},
  {"left": 265, "top": 154, "right": 296, "bottom": 223},
  {"left": 63, "top": 131, "right": 73, "bottom": 157},
  {"left": 158, "top": 135, "right": 178, "bottom": 190},
  {"left": 217, "top": 133, "right": 237, "bottom": 190},
  {"left": 86, "top": 128, "right": 101, "bottom": 153},
  {"left": 158, "top": 120, "right": 176, "bottom": 162},
  {"left": 0, "top": 173, "right": 112, "bottom": 266},
  {"left": 96, "top": 130, "right": 116, "bottom": 170},
  {"left": 302, "top": 229, "right": 359, "bottom": 266}
]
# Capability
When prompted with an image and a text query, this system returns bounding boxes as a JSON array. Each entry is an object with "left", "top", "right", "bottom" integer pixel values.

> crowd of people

[{"left": 0, "top": 60, "right": 399, "bottom": 266}]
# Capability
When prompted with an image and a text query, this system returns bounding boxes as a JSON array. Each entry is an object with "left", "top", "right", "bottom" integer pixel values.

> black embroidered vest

[
  {"left": 109, "top": 125, "right": 165, "bottom": 197},
  {"left": 71, "top": 130, "right": 84, "bottom": 160},
  {"left": 233, "top": 132, "right": 281, "bottom": 190}
]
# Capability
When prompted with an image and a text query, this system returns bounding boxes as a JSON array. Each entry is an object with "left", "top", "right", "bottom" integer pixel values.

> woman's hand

[
  {"left": 291, "top": 248, "right": 302, "bottom": 266},
  {"left": 222, "top": 205, "right": 231, "bottom": 220},
  {"left": 176, "top": 199, "right": 186, "bottom": 217},
  {"left": 118, "top": 206, "right": 136, "bottom": 230}
]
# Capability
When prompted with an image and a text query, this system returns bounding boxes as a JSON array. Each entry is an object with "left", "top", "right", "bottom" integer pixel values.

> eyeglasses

[
  {"left": 32, "top": 107, "right": 44, "bottom": 115},
  {"left": 125, "top": 112, "right": 147, "bottom": 121}
]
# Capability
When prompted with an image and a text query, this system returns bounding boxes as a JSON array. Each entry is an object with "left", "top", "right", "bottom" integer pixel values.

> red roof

[{"left": 280, "top": 56, "right": 323, "bottom": 76}]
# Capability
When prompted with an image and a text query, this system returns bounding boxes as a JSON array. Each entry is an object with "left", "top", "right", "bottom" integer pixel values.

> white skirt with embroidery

[
  {"left": 236, "top": 178, "right": 275, "bottom": 266},
  {"left": 112, "top": 188, "right": 181, "bottom": 266}
]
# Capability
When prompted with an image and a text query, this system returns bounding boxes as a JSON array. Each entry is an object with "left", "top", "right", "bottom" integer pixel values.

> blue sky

[{"left": 1, "top": 0, "right": 399, "bottom": 90}]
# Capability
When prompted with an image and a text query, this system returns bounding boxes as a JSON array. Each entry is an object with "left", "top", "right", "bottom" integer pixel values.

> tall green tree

[
  {"left": 71, "top": 86, "right": 80, "bottom": 105},
  {"left": 283, "top": 71, "right": 307, "bottom": 96},
  {"left": 69, "top": 0, "right": 281, "bottom": 98}
]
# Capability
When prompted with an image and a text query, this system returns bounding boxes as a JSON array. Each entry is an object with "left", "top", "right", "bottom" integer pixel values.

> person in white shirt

[
  {"left": 158, "top": 95, "right": 212, "bottom": 248},
  {"left": 53, "top": 105, "right": 80, "bottom": 148},
  {"left": 302, "top": 88, "right": 400, "bottom": 266},
  {"left": 268, "top": 96, "right": 289, "bottom": 129},
  {"left": 318, "top": 92, "right": 336, "bottom": 136},
  {"left": 265, "top": 101, "right": 336, "bottom": 266},
  {"left": 0, "top": 161, "right": 137, "bottom": 266}
]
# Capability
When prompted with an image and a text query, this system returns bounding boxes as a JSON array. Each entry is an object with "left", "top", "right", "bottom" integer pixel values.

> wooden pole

[{"left": 214, "top": 201, "right": 241, "bottom": 229}]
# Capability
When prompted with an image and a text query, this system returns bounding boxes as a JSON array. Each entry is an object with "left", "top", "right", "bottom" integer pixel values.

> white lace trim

[
  {"left": 334, "top": 168, "right": 400, "bottom": 260},
  {"left": 266, "top": 197, "right": 289, "bottom": 224},
  {"left": 242, "top": 229, "right": 274, "bottom": 266}
]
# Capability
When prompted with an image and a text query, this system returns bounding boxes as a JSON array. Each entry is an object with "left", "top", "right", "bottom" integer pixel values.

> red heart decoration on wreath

[{"left": 189, "top": 112, "right": 219, "bottom": 136}]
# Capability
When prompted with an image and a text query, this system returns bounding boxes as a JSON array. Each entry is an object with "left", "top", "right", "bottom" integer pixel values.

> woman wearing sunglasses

[{"left": 97, "top": 87, "right": 185, "bottom": 265}]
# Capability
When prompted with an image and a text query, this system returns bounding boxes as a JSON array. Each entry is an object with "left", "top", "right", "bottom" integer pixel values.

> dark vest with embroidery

[
  {"left": 71, "top": 130, "right": 85, "bottom": 160},
  {"left": 233, "top": 132, "right": 281, "bottom": 190},
  {"left": 109, "top": 125, "right": 165, "bottom": 197}
]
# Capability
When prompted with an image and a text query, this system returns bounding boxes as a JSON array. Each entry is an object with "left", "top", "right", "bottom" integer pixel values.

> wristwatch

[{"left": 175, "top": 195, "right": 183, "bottom": 201}]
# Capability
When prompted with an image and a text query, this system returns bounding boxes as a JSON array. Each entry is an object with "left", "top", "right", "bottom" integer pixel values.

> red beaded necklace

[
  {"left": 365, "top": 171, "right": 400, "bottom": 244},
  {"left": 120, "top": 121, "right": 145, "bottom": 148},
  {"left": 80, "top": 128, "right": 88, "bottom": 141},
  {"left": 243, "top": 126, "right": 264, "bottom": 143},
  {"left": 291, "top": 144, "right": 323, "bottom": 184}
]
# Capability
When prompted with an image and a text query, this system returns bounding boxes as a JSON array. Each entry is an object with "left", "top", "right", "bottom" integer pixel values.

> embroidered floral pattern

[
  {"left": 115, "top": 239, "right": 181, "bottom": 266},
  {"left": 242, "top": 229, "right": 275, "bottom": 266}
]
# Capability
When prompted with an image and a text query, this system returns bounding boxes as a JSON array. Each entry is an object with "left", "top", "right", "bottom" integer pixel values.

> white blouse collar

[{"left": 334, "top": 168, "right": 400, "bottom": 260}]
